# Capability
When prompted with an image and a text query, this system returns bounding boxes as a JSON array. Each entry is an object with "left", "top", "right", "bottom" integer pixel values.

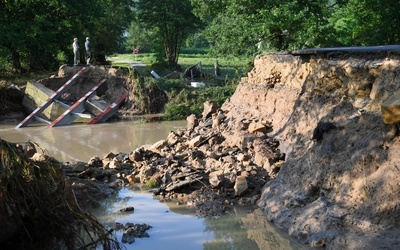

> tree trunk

[
  {"left": 165, "top": 36, "right": 181, "bottom": 69},
  {"left": 11, "top": 50, "right": 22, "bottom": 73}
]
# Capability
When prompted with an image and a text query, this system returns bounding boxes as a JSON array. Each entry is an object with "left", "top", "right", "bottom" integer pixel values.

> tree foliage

[
  {"left": 0, "top": 0, "right": 134, "bottom": 73},
  {"left": 2, "top": 0, "right": 400, "bottom": 73},
  {"left": 126, "top": 21, "right": 158, "bottom": 53},
  {"left": 330, "top": 0, "right": 400, "bottom": 46},
  {"left": 135, "top": 0, "right": 203, "bottom": 69},
  {"left": 190, "top": 0, "right": 400, "bottom": 57}
]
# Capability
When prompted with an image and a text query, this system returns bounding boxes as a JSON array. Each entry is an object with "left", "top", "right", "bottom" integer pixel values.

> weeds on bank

[
  {"left": 122, "top": 50, "right": 247, "bottom": 120},
  {"left": 145, "top": 179, "right": 159, "bottom": 188},
  {"left": 129, "top": 71, "right": 237, "bottom": 120},
  {"left": 0, "top": 139, "right": 122, "bottom": 249},
  {"left": 163, "top": 85, "right": 237, "bottom": 120}
]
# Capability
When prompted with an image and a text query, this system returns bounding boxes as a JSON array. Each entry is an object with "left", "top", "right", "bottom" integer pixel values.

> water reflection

[
  {"left": 93, "top": 187, "right": 310, "bottom": 250},
  {"left": 0, "top": 120, "right": 186, "bottom": 162},
  {"left": 93, "top": 187, "right": 210, "bottom": 250}
]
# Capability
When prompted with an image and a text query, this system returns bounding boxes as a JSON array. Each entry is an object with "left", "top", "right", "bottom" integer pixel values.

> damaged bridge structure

[{"left": 16, "top": 65, "right": 130, "bottom": 128}]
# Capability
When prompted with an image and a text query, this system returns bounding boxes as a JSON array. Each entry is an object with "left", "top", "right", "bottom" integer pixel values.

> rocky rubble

[
  {"left": 113, "top": 222, "right": 152, "bottom": 244},
  {"left": 64, "top": 100, "right": 284, "bottom": 217}
]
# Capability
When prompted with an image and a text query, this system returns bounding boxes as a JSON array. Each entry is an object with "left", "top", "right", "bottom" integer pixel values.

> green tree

[
  {"left": 0, "top": 0, "right": 70, "bottom": 72},
  {"left": 127, "top": 21, "right": 158, "bottom": 53},
  {"left": 191, "top": 0, "right": 340, "bottom": 55},
  {"left": 136, "top": 0, "right": 203, "bottom": 69},
  {"left": 88, "top": 0, "right": 134, "bottom": 62},
  {"left": 0, "top": 0, "right": 134, "bottom": 72},
  {"left": 191, "top": 0, "right": 266, "bottom": 56},
  {"left": 258, "top": 0, "right": 340, "bottom": 50},
  {"left": 192, "top": 0, "right": 400, "bottom": 56},
  {"left": 330, "top": 0, "right": 400, "bottom": 46}
]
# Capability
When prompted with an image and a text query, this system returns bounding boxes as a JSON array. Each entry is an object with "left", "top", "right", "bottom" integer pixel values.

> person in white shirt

[{"left": 73, "top": 38, "right": 79, "bottom": 65}]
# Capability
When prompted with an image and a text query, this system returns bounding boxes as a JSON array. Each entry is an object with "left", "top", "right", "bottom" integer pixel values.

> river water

[{"left": 0, "top": 120, "right": 310, "bottom": 250}]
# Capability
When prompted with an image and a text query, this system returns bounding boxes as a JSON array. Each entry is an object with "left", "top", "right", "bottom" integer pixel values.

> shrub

[
  {"left": 163, "top": 84, "right": 237, "bottom": 120},
  {"left": 145, "top": 178, "right": 159, "bottom": 188},
  {"left": 129, "top": 68, "right": 238, "bottom": 120},
  {"left": 0, "top": 139, "right": 121, "bottom": 249}
]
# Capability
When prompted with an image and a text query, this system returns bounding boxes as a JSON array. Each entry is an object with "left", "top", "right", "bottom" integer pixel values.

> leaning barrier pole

[
  {"left": 88, "top": 93, "right": 128, "bottom": 125},
  {"left": 15, "top": 67, "right": 86, "bottom": 128},
  {"left": 49, "top": 79, "right": 107, "bottom": 127}
]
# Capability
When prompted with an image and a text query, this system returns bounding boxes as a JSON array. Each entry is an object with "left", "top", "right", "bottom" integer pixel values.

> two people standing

[{"left": 72, "top": 37, "right": 92, "bottom": 65}]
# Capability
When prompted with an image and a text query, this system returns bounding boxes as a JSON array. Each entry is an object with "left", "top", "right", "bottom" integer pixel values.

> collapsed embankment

[
  {"left": 222, "top": 52, "right": 400, "bottom": 249},
  {"left": 3, "top": 53, "right": 400, "bottom": 249}
]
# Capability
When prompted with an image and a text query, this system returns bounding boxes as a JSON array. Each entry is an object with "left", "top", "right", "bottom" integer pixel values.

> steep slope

[{"left": 221, "top": 53, "right": 400, "bottom": 249}]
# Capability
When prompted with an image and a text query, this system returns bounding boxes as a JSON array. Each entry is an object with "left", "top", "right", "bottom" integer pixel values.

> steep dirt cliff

[{"left": 221, "top": 52, "right": 400, "bottom": 249}]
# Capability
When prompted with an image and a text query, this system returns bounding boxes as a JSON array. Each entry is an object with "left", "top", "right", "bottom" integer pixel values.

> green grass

[
  {"left": 0, "top": 71, "right": 58, "bottom": 87},
  {"left": 109, "top": 50, "right": 253, "bottom": 82}
]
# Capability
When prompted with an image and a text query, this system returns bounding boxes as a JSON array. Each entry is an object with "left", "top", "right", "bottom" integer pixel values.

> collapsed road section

[{"left": 16, "top": 65, "right": 129, "bottom": 128}]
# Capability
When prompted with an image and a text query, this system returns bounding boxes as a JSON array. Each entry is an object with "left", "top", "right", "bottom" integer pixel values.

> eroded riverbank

[{"left": 3, "top": 51, "right": 400, "bottom": 249}]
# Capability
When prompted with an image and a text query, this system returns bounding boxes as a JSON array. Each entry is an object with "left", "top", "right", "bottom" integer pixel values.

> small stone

[
  {"left": 209, "top": 170, "right": 224, "bottom": 188},
  {"left": 103, "top": 152, "right": 116, "bottom": 159},
  {"left": 87, "top": 156, "right": 102, "bottom": 167},
  {"left": 382, "top": 91, "right": 400, "bottom": 124},
  {"left": 30, "top": 153, "right": 48, "bottom": 162},
  {"left": 234, "top": 176, "right": 248, "bottom": 196},
  {"left": 109, "top": 158, "right": 121, "bottom": 170},
  {"left": 70, "top": 161, "right": 89, "bottom": 172},
  {"left": 186, "top": 114, "right": 198, "bottom": 131},
  {"left": 188, "top": 135, "right": 202, "bottom": 148},
  {"left": 120, "top": 206, "right": 134, "bottom": 212},
  {"left": 248, "top": 121, "right": 267, "bottom": 134},
  {"left": 129, "top": 148, "right": 143, "bottom": 162}
]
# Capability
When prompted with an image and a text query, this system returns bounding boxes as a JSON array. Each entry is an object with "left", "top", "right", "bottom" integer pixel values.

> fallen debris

[{"left": 63, "top": 99, "right": 282, "bottom": 218}]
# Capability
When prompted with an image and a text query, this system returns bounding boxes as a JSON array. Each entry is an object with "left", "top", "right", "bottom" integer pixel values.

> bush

[
  {"left": 154, "top": 78, "right": 188, "bottom": 93},
  {"left": 163, "top": 84, "right": 237, "bottom": 120},
  {"left": 145, "top": 178, "right": 159, "bottom": 188},
  {"left": 129, "top": 67, "right": 238, "bottom": 120},
  {"left": 132, "top": 77, "right": 168, "bottom": 114},
  {"left": 163, "top": 103, "right": 193, "bottom": 120},
  {"left": 0, "top": 139, "right": 121, "bottom": 249}
]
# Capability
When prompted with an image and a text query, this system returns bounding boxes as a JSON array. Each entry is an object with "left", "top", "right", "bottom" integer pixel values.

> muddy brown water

[{"left": 0, "top": 120, "right": 311, "bottom": 250}]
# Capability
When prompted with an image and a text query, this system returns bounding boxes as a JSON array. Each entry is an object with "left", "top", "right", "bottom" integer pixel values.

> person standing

[
  {"left": 85, "top": 37, "right": 92, "bottom": 65},
  {"left": 73, "top": 38, "right": 79, "bottom": 65}
]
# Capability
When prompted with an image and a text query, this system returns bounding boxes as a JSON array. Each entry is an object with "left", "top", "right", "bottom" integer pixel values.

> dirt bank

[{"left": 222, "top": 52, "right": 400, "bottom": 249}]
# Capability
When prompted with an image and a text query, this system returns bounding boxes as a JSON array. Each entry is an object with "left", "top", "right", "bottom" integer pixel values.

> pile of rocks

[
  {"left": 113, "top": 222, "right": 152, "bottom": 244},
  {"left": 66, "top": 101, "right": 285, "bottom": 217}
]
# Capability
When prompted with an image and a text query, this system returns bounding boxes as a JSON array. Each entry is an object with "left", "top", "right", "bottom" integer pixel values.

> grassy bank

[{"left": 115, "top": 50, "right": 252, "bottom": 120}]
